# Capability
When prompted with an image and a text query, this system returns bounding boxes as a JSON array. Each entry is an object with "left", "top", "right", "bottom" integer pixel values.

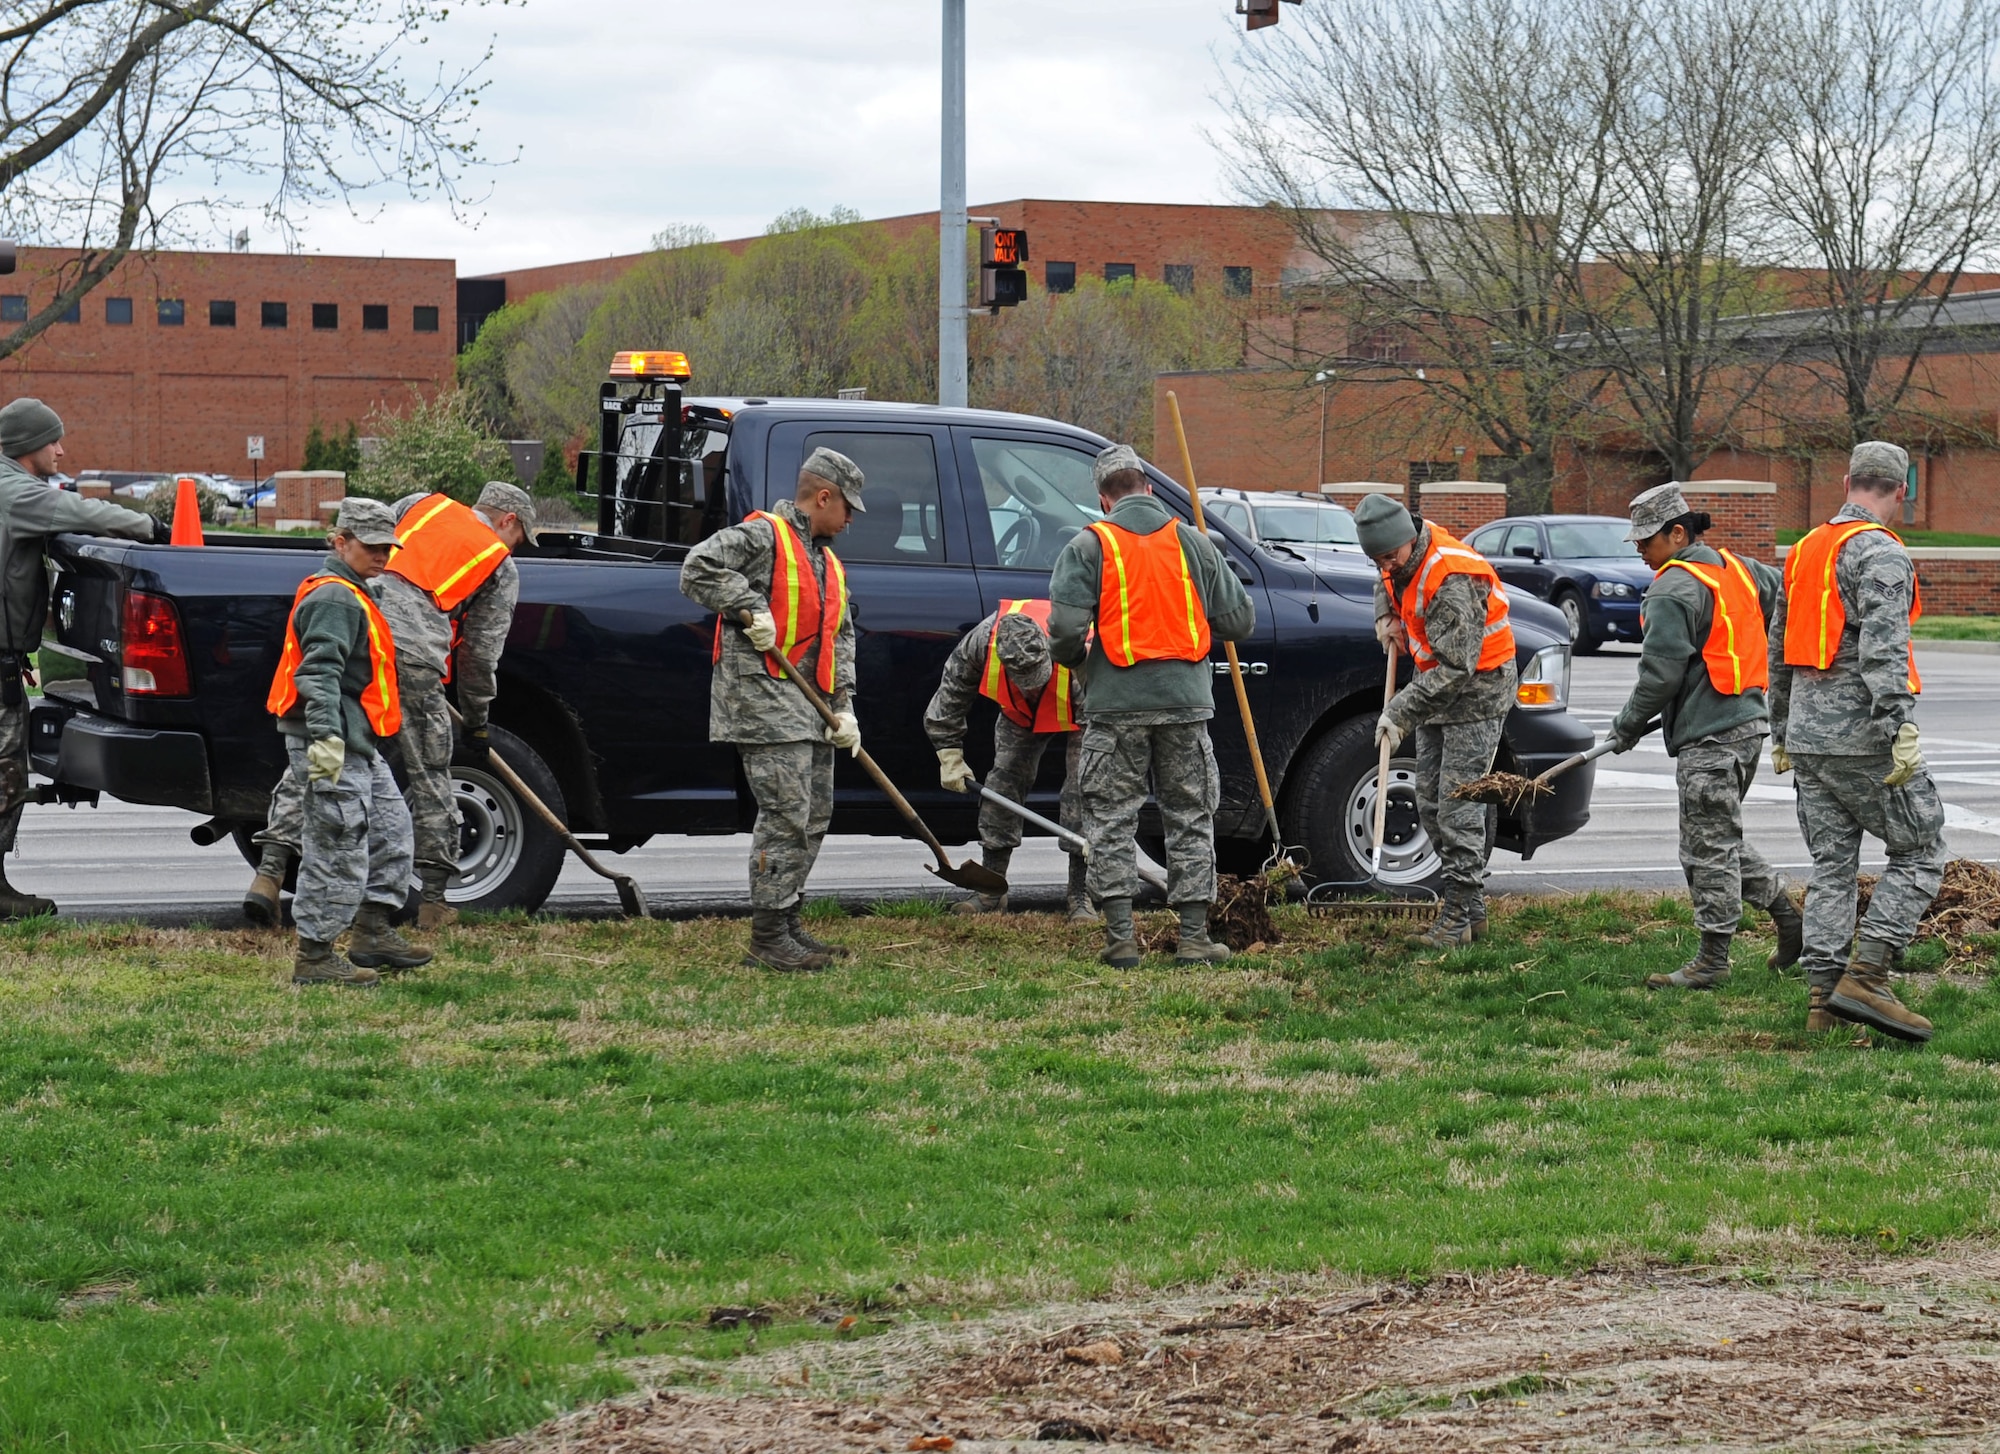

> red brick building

[{"left": 0, "top": 246, "right": 455, "bottom": 476}]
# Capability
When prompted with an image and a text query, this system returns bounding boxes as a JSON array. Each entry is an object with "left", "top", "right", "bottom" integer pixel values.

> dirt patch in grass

[{"left": 480, "top": 1250, "right": 2000, "bottom": 1451}]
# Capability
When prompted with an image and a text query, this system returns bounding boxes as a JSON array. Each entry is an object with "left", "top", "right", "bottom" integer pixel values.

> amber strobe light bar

[{"left": 608, "top": 350, "right": 692, "bottom": 380}]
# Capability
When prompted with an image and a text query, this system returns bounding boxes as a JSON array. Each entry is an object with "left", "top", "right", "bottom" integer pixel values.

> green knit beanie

[
  {"left": 0, "top": 397, "right": 64, "bottom": 458},
  {"left": 1353, "top": 491, "right": 1417, "bottom": 557}
]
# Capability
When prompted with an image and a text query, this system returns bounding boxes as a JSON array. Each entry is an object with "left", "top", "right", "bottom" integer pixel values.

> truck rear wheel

[{"left": 1281, "top": 714, "right": 1446, "bottom": 890}]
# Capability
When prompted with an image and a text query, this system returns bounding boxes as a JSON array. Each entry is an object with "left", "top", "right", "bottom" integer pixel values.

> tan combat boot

[
  {"left": 416, "top": 867, "right": 457, "bottom": 931},
  {"left": 243, "top": 846, "right": 289, "bottom": 928},
  {"left": 1414, "top": 889, "right": 1475, "bottom": 949},
  {"left": 346, "top": 903, "right": 433, "bottom": 972},
  {"left": 744, "top": 909, "right": 830, "bottom": 971},
  {"left": 1064, "top": 853, "right": 1100, "bottom": 924},
  {"left": 1467, "top": 892, "right": 1489, "bottom": 942},
  {"left": 1828, "top": 939, "right": 1932, "bottom": 1043},
  {"left": 0, "top": 861, "right": 55, "bottom": 920},
  {"left": 1174, "top": 903, "right": 1235, "bottom": 964},
  {"left": 293, "top": 937, "right": 379, "bottom": 987},
  {"left": 1805, "top": 985, "right": 1842, "bottom": 1033},
  {"left": 1648, "top": 931, "right": 1733, "bottom": 991},
  {"left": 1766, "top": 883, "right": 1804, "bottom": 971},
  {"left": 786, "top": 906, "right": 849, "bottom": 959},
  {"left": 1100, "top": 897, "right": 1140, "bottom": 969}
]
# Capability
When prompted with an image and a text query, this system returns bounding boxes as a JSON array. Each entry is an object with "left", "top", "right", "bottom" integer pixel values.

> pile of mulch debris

[
  {"left": 1137, "top": 872, "right": 1286, "bottom": 957},
  {"left": 1448, "top": 771, "right": 1552, "bottom": 811},
  {"left": 479, "top": 1253, "right": 2000, "bottom": 1452},
  {"left": 1856, "top": 857, "right": 2000, "bottom": 955}
]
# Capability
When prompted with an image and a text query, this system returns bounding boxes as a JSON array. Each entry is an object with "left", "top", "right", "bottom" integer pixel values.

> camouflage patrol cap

[
  {"left": 994, "top": 611, "right": 1052, "bottom": 692},
  {"left": 1849, "top": 440, "right": 1910, "bottom": 486},
  {"left": 801, "top": 446, "right": 866, "bottom": 512},
  {"left": 1625, "top": 481, "right": 1691, "bottom": 542},
  {"left": 476, "top": 480, "right": 538, "bottom": 538},
  {"left": 334, "top": 497, "right": 399, "bottom": 546},
  {"left": 1353, "top": 491, "right": 1417, "bottom": 558},
  {"left": 1093, "top": 443, "right": 1146, "bottom": 491}
]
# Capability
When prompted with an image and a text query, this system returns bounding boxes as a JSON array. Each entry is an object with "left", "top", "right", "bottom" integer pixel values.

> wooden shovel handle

[{"left": 1372, "top": 641, "right": 1398, "bottom": 860}]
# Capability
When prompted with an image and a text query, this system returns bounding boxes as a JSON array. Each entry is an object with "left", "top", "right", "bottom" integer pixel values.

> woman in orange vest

[
  {"left": 1358, "top": 492, "right": 1518, "bottom": 950},
  {"left": 263, "top": 498, "right": 428, "bottom": 986},
  {"left": 923, "top": 601, "right": 1089, "bottom": 920},
  {"left": 1606, "top": 483, "right": 1800, "bottom": 992}
]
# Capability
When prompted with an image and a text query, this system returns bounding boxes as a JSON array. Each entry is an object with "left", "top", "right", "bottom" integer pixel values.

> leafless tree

[
  {"left": 0, "top": 0, "right": 492, "bottom": 359},
  {"left": 1226, "top": 0, "right": 1632, "bottom": 510},
  {"left": 1755, "top": 0, "right": 2000, "bottom": 451}
]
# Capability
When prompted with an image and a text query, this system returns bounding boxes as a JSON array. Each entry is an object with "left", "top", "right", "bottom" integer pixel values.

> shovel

[
  {"left": 446, "top": 704, "right": 650, "bottom": 918},
  {"left": 970, "top": 776, "right": 1170, "bottom": 895},
  {"left": 736, "top": 610, "right": 1008, "bottom": 897},
  {"left": 1451, "top": 718, "right": 1661, "bottom": 808}
]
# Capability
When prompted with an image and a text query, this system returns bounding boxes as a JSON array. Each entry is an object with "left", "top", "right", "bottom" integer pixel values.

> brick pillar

[
  {"left": 1679, "top": 480, "right": 1776, "bottom": 564},
  {"left": 271, "top": 469, "right": 346, "bottom": 527},
  {"left": 1417, "top": 482, "right": 1508, "bottom": 537}
]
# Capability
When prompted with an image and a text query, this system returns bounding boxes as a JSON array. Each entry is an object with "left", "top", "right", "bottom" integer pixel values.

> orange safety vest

[
  {"left": 265, "top": 573, "right": 403, "bottom": 737},
  {"left": 1385, "top": 524, "right": 1515, "bottom": 672},
  {"left": 1781, "top": 517, "right": 1923, "bottom": 693},
  {"left": 709, "top": 510, "right": 848, "bottom": 694},
  {"left": 1088, "top": 519, "right": 1212, "bottom": 667},
  {"left": 979, "top": 599, "right": 1079, "bottom": 734},
  {"left": 385, "top": 494, "right": 510, "bottom": 612},
  {"left": 1654, "top": 548, "right": 1769, "bottom": 695}
]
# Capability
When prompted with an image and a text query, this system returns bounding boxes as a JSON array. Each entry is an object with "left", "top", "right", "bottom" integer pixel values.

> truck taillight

[{"left": 122, "top": 590, "right": 191, "bottom": 696}]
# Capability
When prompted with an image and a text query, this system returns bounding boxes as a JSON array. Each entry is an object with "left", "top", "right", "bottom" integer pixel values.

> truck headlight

[{"left": 1516, "top": 643, "right": 1569, "bottom": 710}]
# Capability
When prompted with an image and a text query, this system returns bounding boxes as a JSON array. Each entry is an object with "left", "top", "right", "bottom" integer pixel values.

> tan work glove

[
  {"left": 1374, "top": 614, "right": 1407, "bottom": 652},
  {"left": 1884, "top": 722, "right": 1923, "bottom": 787},
  {"left": 937, "top": 746, "right": 974, "bottom": 793},
  {"left": 1770, "top": 741, "right": 1791, "bottom": 776},
  {"left": 826, "top": 710, "right": 861, "bottom": 756},
  {"left": 306, "top": 736, "right": 345, "bottom": 783},
  {"left": 1374, "top": 715, "right": 1405, "bottom": 755},
  {"left": 743, "top": 608, "right": 778, "bottom": 653}
]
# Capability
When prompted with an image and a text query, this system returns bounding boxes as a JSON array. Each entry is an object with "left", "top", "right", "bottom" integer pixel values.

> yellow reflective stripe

[
  {"left": 431, "top": 539, "right": 507, "bottom": 603},
  {"left": 822, "top": 549, "right": 846, "bottom": 689},
  {"left": 1175, "top": 536, "right": 1201, "bottom": 647},
  {"left": 1053, "top": 667, "right": 1073, "bottom": 730},
  {"left": 1092, "top": 522, "right": 1134, "bottom": 666},
  {"left": 400, "top": 494, "right": 455, "bottom": 540}
]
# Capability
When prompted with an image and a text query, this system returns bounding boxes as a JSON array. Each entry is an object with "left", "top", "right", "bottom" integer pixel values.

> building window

[
  {"left": 312, "top": 302, "right": 338, "bottom": 330},
  {"left": 0, "top": 296, "right": 24, "bottom": 323},
  {"left": 1044, "top": 261, "right": 1076, "bottom": 294},
  {"left": 1164, "top": 263, "right": 1195, "bottom": 294},
  {"left": 1104, "top": 262, "right": 1137, "bottom": 284},
  {"left": 362, "top": 304, "right": 389, "bottom": 331},
  {"left": 1408, "top": 460, "right": 1460, "bottom": 486},
  {"left": 1349, "top": 325, "right": 1416, "bottom": 363},
  {"left": 57, "top": 299, "right": 79, "bottom": 324},
  {"left": 157, "top": 299, "right": 185, "bottom": 326},
  {"left": 210, "top": 299, "right": 236, "bottom": 327},
  {"left": 412, "top": 304, "right": 439, "bottom": 333},
  {"left": 105, "top": 296, "right": 133, "bottom": 326},
  {"left": 261, "top": 301, "right": 287, "bottom": 328},
  {"left": 1223, "top": 266, "right": 1254, "bottom": 296}
]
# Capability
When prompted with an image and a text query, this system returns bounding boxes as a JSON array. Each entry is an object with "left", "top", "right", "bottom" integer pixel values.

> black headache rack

[{"left": 572, "top": 368, "right": 734, "bottom": 548}]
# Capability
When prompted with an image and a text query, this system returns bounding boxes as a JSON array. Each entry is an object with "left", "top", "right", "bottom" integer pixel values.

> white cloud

[{"left": 261, "top": 0, "right": 1258, "bottom": 273}]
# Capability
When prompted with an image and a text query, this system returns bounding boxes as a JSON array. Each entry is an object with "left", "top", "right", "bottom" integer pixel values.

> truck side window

[
  {"left": 969, "top": 438, "right": 1101, "bottom": 570},
  {"left": 803, "top": 431, "right": 945, "bottom": 565}
]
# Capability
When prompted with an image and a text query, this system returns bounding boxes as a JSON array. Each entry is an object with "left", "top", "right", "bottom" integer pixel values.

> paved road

[{"left": 18, "top": 644, "right": 2000, "bottom": 923}]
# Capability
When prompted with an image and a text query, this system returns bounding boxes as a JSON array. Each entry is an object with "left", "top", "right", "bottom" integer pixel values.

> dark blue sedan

[{"left": 1466, "top": 515, "right": 1655, "bottom": 653}]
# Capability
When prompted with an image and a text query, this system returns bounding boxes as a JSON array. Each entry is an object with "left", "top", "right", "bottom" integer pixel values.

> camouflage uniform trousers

[
  {"left": 740, "top": 739, "right": 834, "bottom": 911},
  {"left": 0, "top": 695, "right": 27, "bottom": 855},
  {"left": 1079, "top": 720, "right": 1219, "bottom": 906},
  {"left": 255, "top": 675, "right": 458, "bottom": 878},
  {"left": 980, "top": 716, "right": 1084, "bottom": 862},
  {"left": 1413, "top": 716, "right": 1504, "bottom": 894},
  {"left": 288, "top": 741, "right": 414, "bottom": 945},
  {"left": 1677, "top": 729, "right": 1781, "bottom": 935},
  {"left": 1791, "top": 750, "right": 1948, "bottom": 992}
]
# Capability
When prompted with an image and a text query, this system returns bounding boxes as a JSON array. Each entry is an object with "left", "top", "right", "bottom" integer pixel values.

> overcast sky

[{"left": 279, "top": 0, "right": 1257, "bottom": 274}]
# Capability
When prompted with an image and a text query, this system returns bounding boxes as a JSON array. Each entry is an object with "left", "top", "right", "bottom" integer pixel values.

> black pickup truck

[{"left": 33, "top": 381, "right": 1596, "bottom": 913}]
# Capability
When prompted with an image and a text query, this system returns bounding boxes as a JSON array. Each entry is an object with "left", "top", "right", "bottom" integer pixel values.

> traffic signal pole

[{"left": 939, "top": 0, "right": 967, "bottom": 408}]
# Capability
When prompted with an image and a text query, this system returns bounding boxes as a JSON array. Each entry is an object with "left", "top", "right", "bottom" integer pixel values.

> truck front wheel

[
  {"left": 446, "top": 724, "right": 567, "bottom": 914},
  {"left": 1281, "top": 714, "right": 1446, "bottom": 890}
]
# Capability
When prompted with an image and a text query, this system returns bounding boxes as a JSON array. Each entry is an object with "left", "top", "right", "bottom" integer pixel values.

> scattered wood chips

[
  {"left": 1856, "top": 857, "right": 2000, "bottom": 956},
  {"left": 1138, "top": 873, "right": 1285, "bottom": 956},
  {"left": 1449, "top": 772, "right": 1553, "bottom": 811}
]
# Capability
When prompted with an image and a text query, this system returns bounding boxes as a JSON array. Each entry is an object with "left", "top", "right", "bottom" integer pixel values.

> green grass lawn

[
  {"left": 1914, "top": 614, "right": 2000, "bottom": 641},
  {"left": 1779, "top": 526, "right": 2000, "bottom": 548},
  {"left": 4, "top": 899, "right": 1999, "bottom": 1452}
]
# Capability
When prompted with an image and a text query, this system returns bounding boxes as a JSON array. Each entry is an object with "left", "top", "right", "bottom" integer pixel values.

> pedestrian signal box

[
  {"left": 1239, "top": 0, "right": 1301, "bottom": 30},
  {"left": 979, "top": 226, "right": 1028, "bottom": 310}
]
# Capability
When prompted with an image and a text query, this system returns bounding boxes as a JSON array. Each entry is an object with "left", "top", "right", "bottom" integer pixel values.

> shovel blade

[
  {"left": 926, "top": 859, "right": 1010, "bottom": 895},
  {"left": 613, "top": 875, "right": 651, "bottom": 919}
]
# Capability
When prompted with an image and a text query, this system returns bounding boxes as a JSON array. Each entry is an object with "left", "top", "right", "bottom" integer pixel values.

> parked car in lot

[
  {"left": 1199, "top": 488, "right": 1360, "bottom": 565},
  {"left": 1467, "top": 514, "right": 1653, "bottom": 653}
]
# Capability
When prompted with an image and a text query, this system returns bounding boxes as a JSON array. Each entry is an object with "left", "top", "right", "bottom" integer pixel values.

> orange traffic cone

[{"left": 170, "top": 475, "right": 204, "bottom": 546}]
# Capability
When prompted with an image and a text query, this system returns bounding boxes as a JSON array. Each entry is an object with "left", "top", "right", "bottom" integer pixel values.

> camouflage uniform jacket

[
  {"left": 1611, "top": 541, "right": 1779, "bottom": 756},
  {"left": 0, "top": 454, "right": 152, "bottom": 652},
  {"left": 380, "top": 493, "right": 520, "bottom": 731},
  {"left": 275, "top": 554, "right": 390, "bottom": 758},
  {"left": 923, "top": 610, "right": 1078, "bottom": 749},
  {"left": 680, "top": 499, "right": 856, "bottom": 744},
  {"left": 1046, "top": 492, "right": 1255, "bottom": 724},
  {"left": 1767, "top": 501, "right": 1919, "bottom": 756},
  {"left": 1374, "top": 527, "right": 1518, "bottom": 733}
]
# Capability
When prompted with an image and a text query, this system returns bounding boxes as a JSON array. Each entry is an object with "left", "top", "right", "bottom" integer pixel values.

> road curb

[{"left": 1915, "top": 638, "right": 2000, "bottom": 655}]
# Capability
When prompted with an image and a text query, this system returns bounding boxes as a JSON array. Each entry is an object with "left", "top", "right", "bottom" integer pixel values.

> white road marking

[{"left": 1590, "top": 769, "right": 2000, "bottom": 838}]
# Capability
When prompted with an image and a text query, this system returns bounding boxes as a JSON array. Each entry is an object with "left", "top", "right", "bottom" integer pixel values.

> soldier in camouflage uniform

[
  {"left": 270, "top": 499, "right": 430, "bottom": 986},
  {"left": 246, "top": 482, "right": 532, "bottom": 931},
  {"left": 1358, "top": 493, "right": 1517, "bottom": 948},
  {"left": 1607, "top": 483, "right": 1801, "bottom": 990},
  {"left": 925, "top": 607, "right": 1091, "bottom": 921},
  {"left": 681, "top": 447, "right": 864, "bottom": 971},
  {"left": 1048, "top": 444, "right": 1256, "bottom": 968},
  {"left": 1769, "top": 441, "right": 1945, "bottom": 1042}
]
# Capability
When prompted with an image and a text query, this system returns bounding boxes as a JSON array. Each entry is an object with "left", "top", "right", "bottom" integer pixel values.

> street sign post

[{"left": 247, "top": 435, "right": 264, "bottom": 490}]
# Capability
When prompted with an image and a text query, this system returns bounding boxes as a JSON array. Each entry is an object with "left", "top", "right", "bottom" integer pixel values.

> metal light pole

[{"left": 938, "top": 0, "right": 967, "bottom": 407}]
